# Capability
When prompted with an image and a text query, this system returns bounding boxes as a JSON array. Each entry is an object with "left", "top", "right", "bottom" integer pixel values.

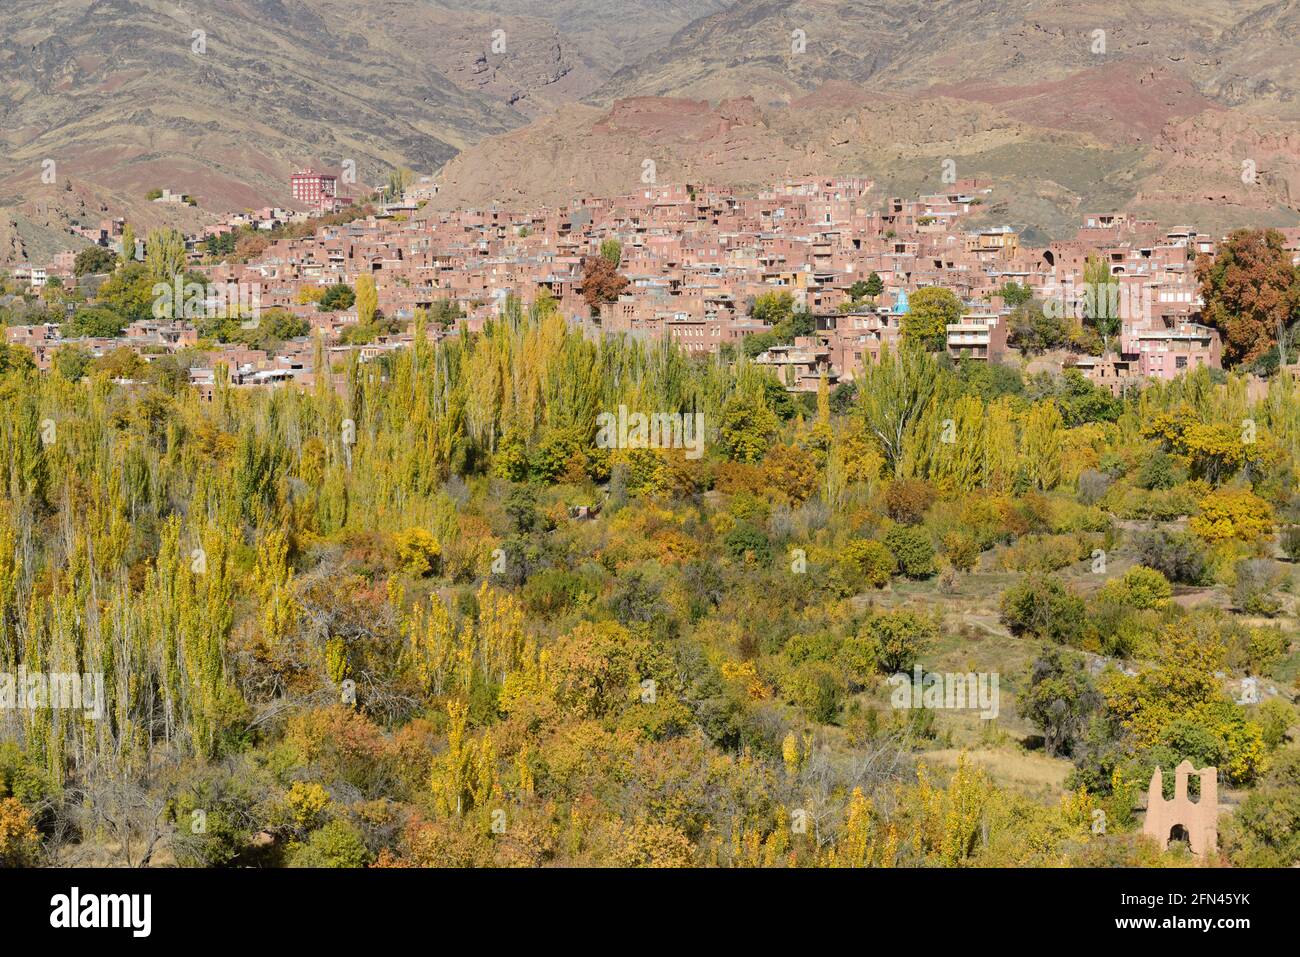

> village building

[{"left": 12, "top": 174, "right": 1241, "bottom": 396}]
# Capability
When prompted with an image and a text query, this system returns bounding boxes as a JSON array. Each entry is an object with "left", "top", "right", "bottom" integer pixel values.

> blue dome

[{"left": 891, "top": 287, "right": 910, "bottom": 314}]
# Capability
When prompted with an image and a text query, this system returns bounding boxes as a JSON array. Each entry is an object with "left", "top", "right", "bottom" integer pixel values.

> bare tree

[{"left": 64, "top": 753, "right": 182, "bottom": 867}]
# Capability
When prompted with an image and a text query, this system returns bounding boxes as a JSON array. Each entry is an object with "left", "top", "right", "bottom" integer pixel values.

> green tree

[
  {"left": 842, "top": 539, "right": 897, "bottom": 588},
  {"left": 854, "top": 345, "right": 946, "bottom": 477},
  {"left": 96, "top": 263, "right": 157, "bottom": 322},
  {"left": 144, "top": 228, "right": 187, "bottom": 283},
  {"left": 751, "top": 291, "right": 796, "bottom": 327},
  {"left": 719, "top": 392, "right": 778, "bottom": 463},
  {"left": 903, "top": 286, "right": 962, "bottom": 351},
  {"left": 1007, "top": 301, "right": 1068, "bottom": 355},
  {"left": 64, "top": 306, "right": 126, "bottom": 338},
  {"left": 861, "top": 609, "right": 938, "bottom": 672},
  {"left": 1019, "top": 649, "right": 1101, "bottom": 757},
  {"left": 996, "top": 281, "right": 1033, "bottom": 307},
  {"left": 74, "top": 246, "right": 117, "bottom": 276},
  {"left": 52, "top": 344, "right": 94, "bottom": 381},
  {"left": 883, "top": 526, "right": 935, "bottom": 579},
  {"left": 318, "top": 283, "right": 356, "bottom": 312},
  {"left": 1082, "top": 253, "right": 1121, "bottom": 350},
  {"left": 288, "top": 820, "right": 372, "bottom": 868},
  {"left": 1224, "top": 748, "right": 1300, "bottom": 866},
  {"left": 999, "top": 576, "right": 1085, "bottom": 644}
]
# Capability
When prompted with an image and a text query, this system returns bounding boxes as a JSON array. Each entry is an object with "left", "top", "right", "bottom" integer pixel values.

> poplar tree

[
  {"left": 1021, "top": 400, "right": 1064, "bottom": 490},
  {"left": 355, "top": 274, "right": 378, "bottom": 326}
]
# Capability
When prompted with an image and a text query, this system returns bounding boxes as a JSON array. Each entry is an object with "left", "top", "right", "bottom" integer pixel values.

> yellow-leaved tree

[
  {"left": 354, "top": 273, "right": 378, "bottom": 325},
  {"left": 1020, "top": 400, "right": 1063, "bottom": 490}
]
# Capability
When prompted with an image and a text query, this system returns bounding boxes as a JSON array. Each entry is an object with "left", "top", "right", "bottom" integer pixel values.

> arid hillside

[
  {"left": 3, "top": 0, "right": 1298, "bottom": 262},
  {"left": 432, "top": 82, "right": 1299, "bottom": 241},
  {"left": 595, "top": 0, "right": 1300, "bottom": 115},
  {"left": 0, "top": 0, "right": 720, "bottom": 262}
]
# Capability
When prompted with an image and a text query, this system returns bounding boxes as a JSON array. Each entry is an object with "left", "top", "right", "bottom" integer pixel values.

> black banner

[{"left": 0, "top": 866, "right": 1281, "bottom": 944}]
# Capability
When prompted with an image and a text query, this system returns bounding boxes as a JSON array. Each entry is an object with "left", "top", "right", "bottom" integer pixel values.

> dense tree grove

[{"left": 0, "top": 293, "right": 1295, "bottom": 867}]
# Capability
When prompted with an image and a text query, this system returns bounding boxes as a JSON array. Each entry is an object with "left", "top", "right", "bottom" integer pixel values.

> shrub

[
  {"left": 1146, "top": 485, "right": 1202, "bottom": 521},
  {"left": 842, "top": 539, "right": 897, "bottom": 588},
  {"left": 838, "top": 633, "right": 880, "bottom": 686},
  {"left": 783, "top": 631, "right": 839, "bottom": 665},
  {"left": 0, "top": 797, "right": 40, "bottom": 866},
  {"left": 999, "top": 576, "right": 1085, "bottom": 645},
  {"left": 761, "top": 444, "right": 818, "bottom": 505},
  {"left": 1247, "top": 626, "right": 1289, "bottom": 675},
  {"left": 614, "top": 821, "right": 696, "bottom": 868},
  {"left": 1223, "top": 747, "right": 1300, "bottom": 867},
  {"left": 884, "top": 479, "right": 935, "bottom": 524},
  {"left": 1190, "top": 488, "right": 1274, "bottom": 544},
  {"left": 1135, "top": 450, "right": 1180, "bottom": 490},
  {"left": 393, "top": 528, "right": 441, "bottom": 577},
  {"left": 787, "top": 661, "right": 845, "bottom": 724},
  {"left": 1076, "top": 469, "right": 1111, "bottom": 505},
  {"left": 1134, "top": 528, "right": 1208, "bottom": 585},
  {"left": 1258, "top": 699, "right": 1295, "bottom": 750},
  {"left": 715, "top": 461, "right": 766, "bottom": 497},
  {"left": 1000, "top": 533, "right": 1087, "bottom": 573},
  {"left": 522, "top": 568, "right": 597, "bottom": 617},
  {"left": 1234, "top": 558, "right": 1282, "bottom": 616},
  {"left": 1047, "top": 499, "right": 1111, "bottom": 534},
  {"left": 723, "top": 522, "right": 771, "bottom": 564},
  {"left": 1281, "top": 526, "right": 1300, "bottom": 562},
  {"left": 609, "top": 570, "right": 664, "bottom": 624},
  {"left": 0, "top": 742, "right": 51, "bottom": 807},
  {"left": 941, "top": 531, "right": 980, "bottom": 573},
  {"left": 959, "top": 497, "right": 1014, "bottom": 549},
  {"left": 1098, "top": 565, "right": 1173, "bottom": 611},
  {"left": 861, "top": 609, "right": 938, "bottom": 673},
  {"left": 288, "top": 819, "right": 372, "bottom": 868},
  {"left": 286, "top": 781, "right": 331, "bottom": 831},
  {"left": 883, "top": 526, "right": 935, "bottom": 579}
]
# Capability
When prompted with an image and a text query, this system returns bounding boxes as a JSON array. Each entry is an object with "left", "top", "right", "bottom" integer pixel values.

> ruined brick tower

[{"left": 1143, "top": 761, "right": 1217, "bottom": 857}]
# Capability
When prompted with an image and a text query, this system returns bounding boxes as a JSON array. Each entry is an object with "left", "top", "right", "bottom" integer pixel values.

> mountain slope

[
  {"left": 3, "top": 0, "right": 1297, "bottom": 263},
  {"left": 429, "top": 0, "right": 1300, "bottom": 237},
  {"left": 0, "top": 0, "right": 717, "bottom": 263},
  {"left": 432, "top": 78, "right": 1299, "bottom": 241},
  {"left": 593, "top": 0, "right": 1300, "bottom": 117}
]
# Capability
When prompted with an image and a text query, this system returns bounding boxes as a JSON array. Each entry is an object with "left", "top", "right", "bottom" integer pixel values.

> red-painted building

[{"left": 291, "top": 170, "right": 338, "bottom": 210}]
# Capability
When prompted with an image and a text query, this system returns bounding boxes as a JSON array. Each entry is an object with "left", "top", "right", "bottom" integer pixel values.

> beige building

[
  {"left": 1143, "top": 762, "right": 1218, "bottom": 858},
  {"left": 753, "top": 336, "right": 838, "bottom": 392}
]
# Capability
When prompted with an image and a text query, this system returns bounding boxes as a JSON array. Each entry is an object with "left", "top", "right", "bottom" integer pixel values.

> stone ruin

[{"left": 1143, "top": 761, "right": 1217, "bottom": 858}]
